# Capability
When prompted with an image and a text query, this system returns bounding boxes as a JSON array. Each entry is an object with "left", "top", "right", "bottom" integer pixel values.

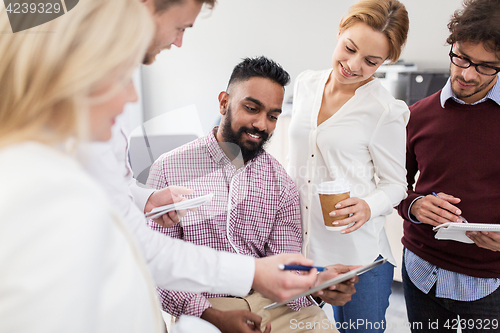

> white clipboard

[
  {"left": 145, "top": 193, "right": 214, "bottom": 220},
  {"left": 264, "top": 258, "right": 387, "bottom": 310}
]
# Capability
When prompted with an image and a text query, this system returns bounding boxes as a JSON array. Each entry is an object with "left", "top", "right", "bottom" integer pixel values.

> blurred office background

[
  {"left": 140, "top": 0, "right": 460, "bottom": 128},
  {"left": 129, "top": 0, "right": 457, "bottom": 178}
]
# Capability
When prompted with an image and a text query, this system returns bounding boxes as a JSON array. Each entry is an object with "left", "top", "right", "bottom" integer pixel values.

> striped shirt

[
  {"left": 406, "top": 76, "right": 500, "bottom": 301},
  {"left": 146, "top": 128, "right": 310, "bottom": 317}
]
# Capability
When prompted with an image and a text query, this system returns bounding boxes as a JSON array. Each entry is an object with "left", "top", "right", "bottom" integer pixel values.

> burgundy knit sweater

[{"left": 397, "top": 91, "right": 500, "bottom": 278}]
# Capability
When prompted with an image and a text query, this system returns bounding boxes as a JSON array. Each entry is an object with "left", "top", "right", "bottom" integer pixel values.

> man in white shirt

[{"left": 84, "top": 1, "right": 341, "bottom": 331}]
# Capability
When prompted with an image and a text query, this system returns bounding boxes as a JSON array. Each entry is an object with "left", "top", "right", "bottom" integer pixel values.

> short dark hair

[
  {"left": 154, "top": 0, "right": 216, "bottom": 13},
  {"left": 447, "top": 0, "right": 500, "bottom": 56},
  {"left": 227, "top": 56, "right": 290, "bottom": 90}
]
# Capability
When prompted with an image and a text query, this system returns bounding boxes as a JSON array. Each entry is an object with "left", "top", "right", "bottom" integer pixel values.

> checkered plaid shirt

[{"left": 146, "top": 128, "right": 311, "bottom": 318}]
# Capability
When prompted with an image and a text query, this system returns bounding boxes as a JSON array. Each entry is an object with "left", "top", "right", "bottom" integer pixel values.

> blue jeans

[
  {"left": 402, "top": 257, "right": 500, "bottom": 333},
  {"left": 333, "top": 256, "right": 394, "bottom": 333}
]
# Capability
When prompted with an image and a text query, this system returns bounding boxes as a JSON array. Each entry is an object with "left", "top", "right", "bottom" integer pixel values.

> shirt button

[
  {"left": 308, "top": 180, "right": 311, "bottom": 183},
  {"left": 306, "top": 206, "right": 308, "bottom": 209},
  {"left": 311, "top": 154, "right": 314, "bottom": 157},
  {"left": 305, "top": 232, "right": 308, "bottom": 235}
]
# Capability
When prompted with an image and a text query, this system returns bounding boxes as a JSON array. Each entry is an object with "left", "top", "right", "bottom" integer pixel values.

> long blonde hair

[
  {"left": 0, "top": 0, "right": 154, "bottom": 147},
  {"left": 339, "top": 0, "right": 409, "bottom": 63}
]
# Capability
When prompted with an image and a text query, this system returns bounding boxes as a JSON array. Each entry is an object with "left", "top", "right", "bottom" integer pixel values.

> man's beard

[
  {"left": 220, "top": 106, "right": 270, "bottom": 162},
  {"left": 451, "top": 70, "right": 497, "bottom": 101}
]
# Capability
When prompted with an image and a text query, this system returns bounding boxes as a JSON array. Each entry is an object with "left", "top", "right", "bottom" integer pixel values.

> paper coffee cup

[{"left": 318, "top": 178, "right": 350, "bottom": 231}]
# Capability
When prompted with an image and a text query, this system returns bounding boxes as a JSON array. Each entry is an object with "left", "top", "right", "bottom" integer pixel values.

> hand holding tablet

[{"left": 264, "top": 258, "right": 387, "bottom": 310}]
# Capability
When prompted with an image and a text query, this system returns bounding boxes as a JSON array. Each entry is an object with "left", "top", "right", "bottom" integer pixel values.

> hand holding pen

[
  {"left": 432, "top": 192, "right": 468, "bottom": 223},
  {"left": 410, "top": 191, "right": 463, "bottom": 227},
  {"left": 278, "top": 264, "right": 359, "bottom": 306}
]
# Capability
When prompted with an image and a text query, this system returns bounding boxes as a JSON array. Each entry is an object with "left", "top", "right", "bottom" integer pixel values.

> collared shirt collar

[
  {"left": 204, "top": 127, "right": 229, "bottom": 165},
  {"left": 440, "top": 75, "right": 500, "bottom": 108}
]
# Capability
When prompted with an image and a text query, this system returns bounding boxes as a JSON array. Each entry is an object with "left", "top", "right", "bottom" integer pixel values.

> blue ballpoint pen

[
  {"left": 278, "top": 264, "right": 325, "bottom": 272},
  {"left": 432, "top": 192, "right": 468, "bottom": 223}
]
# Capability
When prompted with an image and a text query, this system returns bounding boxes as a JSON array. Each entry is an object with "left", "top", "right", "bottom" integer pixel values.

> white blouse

[{"left": 287, "top": 69, "right": 409, "bottom": 266}]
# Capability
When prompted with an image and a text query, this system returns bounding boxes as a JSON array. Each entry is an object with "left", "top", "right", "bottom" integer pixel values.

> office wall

[{"left": 142, "top": 0, "right": 463, "bottom": 131}]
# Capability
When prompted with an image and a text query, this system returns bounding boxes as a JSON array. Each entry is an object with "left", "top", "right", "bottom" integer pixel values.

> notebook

[{"left": 433, "top": 222, "right": 500, "bottom": 244}]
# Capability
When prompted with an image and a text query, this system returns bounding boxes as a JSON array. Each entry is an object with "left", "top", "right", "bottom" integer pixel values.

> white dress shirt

[
  {"left": 81, "top": 112, "right": 255, "bottom": 295},
  {"left": 0, "top": 143, "right": 164, "bottom": 333},
  {"left": 287, "top": 69, "right": 409, "bottom": 266}
]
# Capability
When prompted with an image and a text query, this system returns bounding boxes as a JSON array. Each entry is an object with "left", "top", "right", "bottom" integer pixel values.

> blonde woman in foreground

[
  {"left": 0, "top": 1, "right": 163, "bottom": 332},
  {"left": 288, "top": 0, "right": 410, "bottom": 332}
]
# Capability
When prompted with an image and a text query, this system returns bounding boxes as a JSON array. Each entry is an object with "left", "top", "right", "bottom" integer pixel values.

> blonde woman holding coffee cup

[{"left": 287, "top": 1, "right": 409, "bottom": 331}]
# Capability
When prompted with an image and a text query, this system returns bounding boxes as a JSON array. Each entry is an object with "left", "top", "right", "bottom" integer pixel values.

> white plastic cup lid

[{"left": 317, "top": 178, "right": 350, "bottom": 195}]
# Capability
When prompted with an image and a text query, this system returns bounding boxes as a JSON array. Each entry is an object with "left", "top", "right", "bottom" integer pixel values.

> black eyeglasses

[{"left": 449, "top": 46, "right": 500, "bottom": 76}]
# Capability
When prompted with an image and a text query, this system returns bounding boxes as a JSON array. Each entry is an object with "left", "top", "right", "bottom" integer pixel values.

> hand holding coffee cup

[{"left": 318, "top": 178, "right": 351, "bottom": 231}]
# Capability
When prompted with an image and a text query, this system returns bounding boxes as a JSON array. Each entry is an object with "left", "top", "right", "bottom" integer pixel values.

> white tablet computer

[{"left": 264, "top": 258, "right": 387, "bottom": 310}]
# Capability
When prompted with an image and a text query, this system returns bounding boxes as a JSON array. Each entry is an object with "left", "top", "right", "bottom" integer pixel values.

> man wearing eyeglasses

[{"left": 396, "top": 0, "right": 500, "bottom": 331}]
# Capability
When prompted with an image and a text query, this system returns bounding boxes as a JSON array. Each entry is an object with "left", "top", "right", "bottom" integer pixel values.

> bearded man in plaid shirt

[{"left": 147, "top": 57, "right": 356, "bottom": 333}]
